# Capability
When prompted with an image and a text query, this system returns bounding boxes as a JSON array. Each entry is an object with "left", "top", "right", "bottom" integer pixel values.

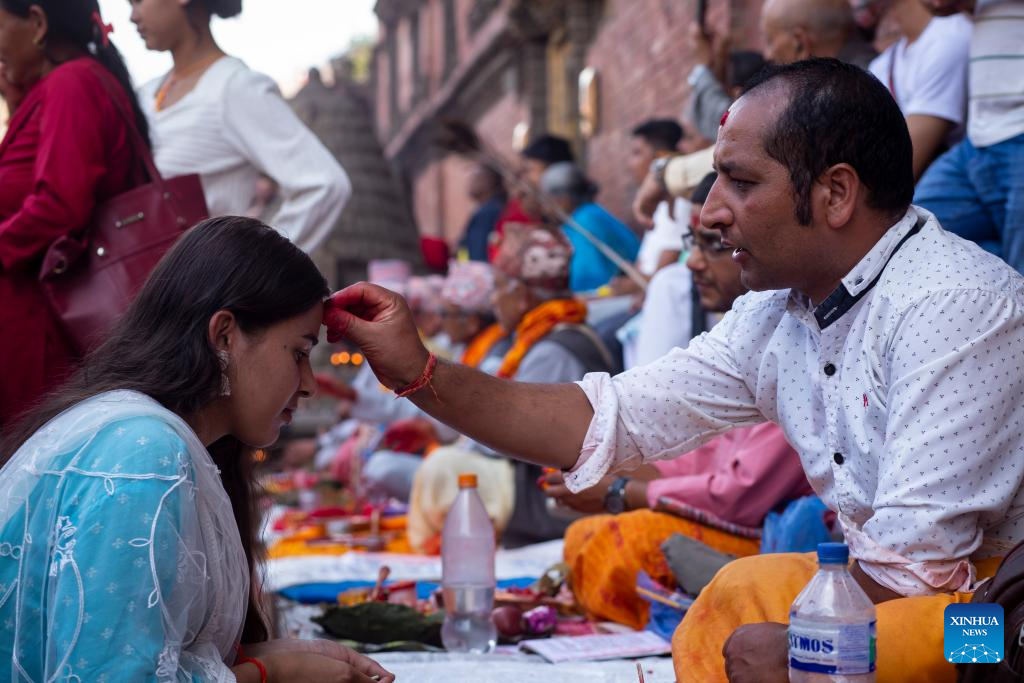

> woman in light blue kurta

[
  {"left": 0, "top": 398, "right": 241, "bottom": 682},
  {"left": 0, "top": 217, "right": 393, "bottom": 682}
]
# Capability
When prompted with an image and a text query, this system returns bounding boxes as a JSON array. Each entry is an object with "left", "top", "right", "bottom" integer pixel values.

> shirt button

[
  {"left": 833, "top": 452, "right": 845, "bottom": 465},
  {"left": 824, "top": 363, "right": 837, "bottom": 376}
]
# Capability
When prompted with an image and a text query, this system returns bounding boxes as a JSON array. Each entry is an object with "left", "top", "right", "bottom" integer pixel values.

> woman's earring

[{"left": 217, "top": 350, "right": 231, "bottom": 397}]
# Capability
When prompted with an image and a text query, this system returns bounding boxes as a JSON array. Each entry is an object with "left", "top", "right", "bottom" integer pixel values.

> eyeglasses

[{"left": 682, "top": 231, "right": 733, "bottom": 258}]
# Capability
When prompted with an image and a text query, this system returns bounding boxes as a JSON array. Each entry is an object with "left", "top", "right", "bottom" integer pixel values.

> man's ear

[
  {"left": 818, "top": 163, "right": 859, "bottom": 231},
  {"left": 792, "top": 27, "right": 811, "bottom": 59},
  {"left": 208, "top": 310, "right": 238, "bottom": 351}
]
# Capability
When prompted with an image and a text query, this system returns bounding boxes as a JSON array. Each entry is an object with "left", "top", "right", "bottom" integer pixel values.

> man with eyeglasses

[
  {"left": 326, "top": 60, "right": 1024, "bottom": 682},
  {"left": 539, "top": 171, "right": 812, "bottom": 632}
]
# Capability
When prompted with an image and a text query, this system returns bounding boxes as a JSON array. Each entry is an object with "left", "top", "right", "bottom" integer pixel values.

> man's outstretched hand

[
  {"left": 323, "top": 283, "right": 430, "bottom": 391},
  {"left": 325, "top": 284, "right": 593, "bottom": 473}
]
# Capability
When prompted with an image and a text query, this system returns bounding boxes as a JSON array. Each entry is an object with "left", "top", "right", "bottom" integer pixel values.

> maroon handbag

[{"left": 38, "top": 78, "right": 208, "bottom": 355}]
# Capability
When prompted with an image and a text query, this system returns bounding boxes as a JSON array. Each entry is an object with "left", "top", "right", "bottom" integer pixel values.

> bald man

[
  {"left": 759, "top": 0, "right": 876, "bottom": 67},
  {"left": 670, "top": 0, "right": 875, "bottom": 215}
]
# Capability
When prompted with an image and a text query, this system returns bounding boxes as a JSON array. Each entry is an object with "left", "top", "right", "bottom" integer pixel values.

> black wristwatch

[
  {"left": 604, "top": 477, "right": 631, "bottom": 514},
  {"left": 649, "top": 156, "right": 672, "bottom": 193}
]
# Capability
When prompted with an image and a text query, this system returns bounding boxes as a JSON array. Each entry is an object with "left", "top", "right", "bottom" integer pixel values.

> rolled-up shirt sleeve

[
  {"left": 565, "top": 296, "right": 774, "bottom": 492},
  {"left": 851, "top": 288, "right": 1024, "bottom": 595}
]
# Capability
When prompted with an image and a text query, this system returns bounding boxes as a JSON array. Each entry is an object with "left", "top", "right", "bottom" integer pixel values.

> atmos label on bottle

[{"left": 788, "top": 618, "right": 877, "bottom": 674}]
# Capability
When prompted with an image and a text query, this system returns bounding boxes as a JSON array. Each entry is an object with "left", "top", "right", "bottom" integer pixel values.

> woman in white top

[{"left": 129, "top": 0, "right": 350, "bottom": 253}]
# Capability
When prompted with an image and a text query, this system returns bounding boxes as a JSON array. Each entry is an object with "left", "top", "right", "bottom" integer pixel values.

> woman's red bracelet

[
  {"left": 394, "top": 352, "right": 438, "bottom": 399},
  {"left": 236, "top": 645, "right": 267, "bottom": 683}
]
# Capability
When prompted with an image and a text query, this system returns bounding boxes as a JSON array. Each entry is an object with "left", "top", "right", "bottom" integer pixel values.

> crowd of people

[{"left": 0, "top": 0, "right": 1022, "bottom": 681}]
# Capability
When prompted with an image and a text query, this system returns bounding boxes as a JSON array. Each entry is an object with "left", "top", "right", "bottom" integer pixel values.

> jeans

[{"left": 914, "top": 133, "right": 1024, "bottom": 272}]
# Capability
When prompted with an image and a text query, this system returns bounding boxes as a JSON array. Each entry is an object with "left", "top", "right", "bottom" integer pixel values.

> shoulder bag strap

[{"left": 90, "top": 61, "right": 164, "bottom": 188}]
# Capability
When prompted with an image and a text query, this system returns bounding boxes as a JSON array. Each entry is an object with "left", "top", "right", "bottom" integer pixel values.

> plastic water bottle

[
  {"left": 441, "top": 473, "right": 497, "bottom": 653},
  {"left": 789, "top": 543, "right": 876, "bottom": 682}
]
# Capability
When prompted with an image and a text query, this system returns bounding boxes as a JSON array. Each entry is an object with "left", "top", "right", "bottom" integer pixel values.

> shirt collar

[
  {"left": 786, "top": 207, "right": 924, "bottom": 330},
  {"left": 839, "top": 207, "right": 920, "bottom": 297}
]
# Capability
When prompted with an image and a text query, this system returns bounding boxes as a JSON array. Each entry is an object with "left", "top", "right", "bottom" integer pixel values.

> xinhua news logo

[{"left": 944, "top": 603, "right": 1004, "bottom": 664}]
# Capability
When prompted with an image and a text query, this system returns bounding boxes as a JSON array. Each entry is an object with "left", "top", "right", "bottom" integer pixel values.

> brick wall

[
  {"left": 411, "top": 86, "right": 527, "bottom": 248},
  {"left": 377, "top": 0, "right": 770, "bottom": 246}
]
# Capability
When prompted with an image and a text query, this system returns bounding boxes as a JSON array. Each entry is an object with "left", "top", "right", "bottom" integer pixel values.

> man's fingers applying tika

[
  {"left": 323, "top": 282, "right": 395, "bottom": 342},
  {"left": 327, "top": 283, "right": 388, "bottom": 317}
]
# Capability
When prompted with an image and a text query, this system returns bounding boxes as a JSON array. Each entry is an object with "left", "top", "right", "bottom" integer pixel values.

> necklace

[{"left": 154, "top": 52, "right": 223, "bottom": 112}]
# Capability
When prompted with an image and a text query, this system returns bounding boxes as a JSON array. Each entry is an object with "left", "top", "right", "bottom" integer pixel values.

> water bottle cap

[
  {"left": 817, "top": 542, "right": 849, "bottom": 564},
  {"left": 458, "top": 473, "right": 478, "bottom": 488}
]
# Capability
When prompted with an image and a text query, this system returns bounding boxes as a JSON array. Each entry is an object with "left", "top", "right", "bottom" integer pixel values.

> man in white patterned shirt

[{"left": 325, "top": 59, "right": 1024, "bottom": 682}]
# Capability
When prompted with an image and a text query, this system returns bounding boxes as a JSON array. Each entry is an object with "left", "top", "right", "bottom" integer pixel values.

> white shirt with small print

[{"left": 567, "top": 205, "right": 1024, "bottom": 597}]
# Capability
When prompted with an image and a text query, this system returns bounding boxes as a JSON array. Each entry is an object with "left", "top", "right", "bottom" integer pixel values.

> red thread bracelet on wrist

[
  {"left": 394, "top": 352, "right": 438, "bottom": 399},
  {"left": 236, "top": 645, "right": 267, "bottom": 683}
]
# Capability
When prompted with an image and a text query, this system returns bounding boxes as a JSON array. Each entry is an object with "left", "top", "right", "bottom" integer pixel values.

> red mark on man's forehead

[{"left": 720, "top": 109, "right": 730, "bottom": 127}]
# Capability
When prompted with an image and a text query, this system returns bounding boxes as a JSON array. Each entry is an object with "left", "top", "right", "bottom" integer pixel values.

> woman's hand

[
  {"left": 260, "top": 651, "right": 393, "bottom": 682},
  {"left": 243, "top": 639, "right": 394, "bottom": 682}
]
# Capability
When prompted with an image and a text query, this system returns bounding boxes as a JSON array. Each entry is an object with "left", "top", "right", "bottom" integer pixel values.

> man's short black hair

[
  {"left": 743, "top": 58, "right": 914, "bottom": 225},
  {"left": 631, "top": 119, "right": 684, "bottom": 151},
  {"left": 521, "top": 135, "right": 575, "bottom": 164},
  {"left": 728, "top": 51, "right": 766, "bottom": 92}
]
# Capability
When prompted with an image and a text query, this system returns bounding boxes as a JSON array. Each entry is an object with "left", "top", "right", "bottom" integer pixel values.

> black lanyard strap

[{"left": 814, "top": 215, "right": 925, "bottom": 330}]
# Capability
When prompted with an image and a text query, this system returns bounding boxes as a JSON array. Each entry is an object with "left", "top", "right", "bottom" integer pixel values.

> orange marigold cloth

[
  {"left": 267, "top": 515, "right": 412, "bottom": 559},
  {"left": 461, "top": 322, "right": 507, "bottom": 369},
  {"left": 497, "top": 298, "right": 587, "bottom": 378},
  {"left": 672, "top": 551, "right": 1004, "bottom": 682},
  {"left": 563, "top": 509, "right": 760, "bottom": 630}
]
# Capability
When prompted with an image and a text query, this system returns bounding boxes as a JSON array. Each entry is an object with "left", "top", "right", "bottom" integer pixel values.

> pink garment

[{"left": 645, "top": 422, "right": 812, "bottom": 529}]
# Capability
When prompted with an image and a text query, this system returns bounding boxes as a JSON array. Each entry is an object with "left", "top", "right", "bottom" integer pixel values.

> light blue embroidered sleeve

[{"left": 38, "top": 417, "right": 207, "bottom": 682}]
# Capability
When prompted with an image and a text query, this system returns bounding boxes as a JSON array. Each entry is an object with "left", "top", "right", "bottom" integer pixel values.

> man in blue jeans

[{"left": 914, "top": 0, "right": 1024, "bottom": 271}]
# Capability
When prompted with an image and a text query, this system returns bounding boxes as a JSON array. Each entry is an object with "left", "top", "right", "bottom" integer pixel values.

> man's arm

[
  {"left": 324, "top": 283, "right": 593, "bottom": 470},
  {"left": 687, "top": 25, "right": 733, "bottom": 141},
  {"left": 907, "top": 114, "right": 955, "bottom": 180},
  {"left": 900, "top": 21, "right": 970, "bottom": 179},
  {"left": 409, "top": 362, "right": 593, "bottom": 470},
  {"left": 325, "top": 283, "right": 767, "bottom": 484}
]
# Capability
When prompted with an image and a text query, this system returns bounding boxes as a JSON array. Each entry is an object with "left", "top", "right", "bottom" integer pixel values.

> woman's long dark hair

[
  {"left": 0, "top": 0, "right": 151, "bottom": 147},
  {"left": 1, "top": 216, "right": 329, "bottom": 642}
]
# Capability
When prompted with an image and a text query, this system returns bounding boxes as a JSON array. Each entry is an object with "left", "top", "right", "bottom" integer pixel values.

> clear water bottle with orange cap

[{"left": 441, "top": 472, "right": 497, "bottom": 653}]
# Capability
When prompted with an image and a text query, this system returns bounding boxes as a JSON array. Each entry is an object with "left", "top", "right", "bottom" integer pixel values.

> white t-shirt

[
  {"left": 140, "top": 57, "right": 350, "bottom": 253},
  {"left": 636, "top": 198, "right": 689, "bottom": 276},
  {"left": 968, "top": 0, "right": 1024, "bottom": 147},
  {"left": 869, "top": 14, "right": 972, "bottom": 143}
]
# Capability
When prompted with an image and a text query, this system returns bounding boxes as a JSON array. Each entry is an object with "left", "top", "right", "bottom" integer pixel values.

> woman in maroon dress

[{"left": 0, "top": 0, "right": 148, "bottom": 428}]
